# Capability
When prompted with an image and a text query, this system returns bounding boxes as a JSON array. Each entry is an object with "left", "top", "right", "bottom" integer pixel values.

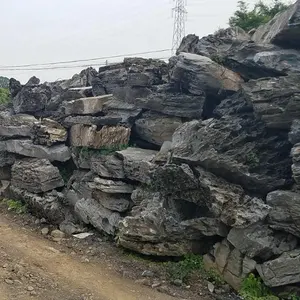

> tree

[
  {"left": 0, "top": 76, "right": 9, "bottom": 89},
  {"left": 229, "top": 0, "right": 289, "bottom": 32},
  {"left": 0, "top": 88, "right": 10, "bottom": 104}
]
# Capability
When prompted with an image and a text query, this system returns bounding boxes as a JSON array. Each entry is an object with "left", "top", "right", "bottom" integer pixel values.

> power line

[
  {"left": 172, "top": 0, "right": 187, "bottom": 54},
  {"left": 0, "top": 57, "right": 171, "bottom": 72},
  {"left": 0, "top": 49, "right": 171, "bottom": 69}
]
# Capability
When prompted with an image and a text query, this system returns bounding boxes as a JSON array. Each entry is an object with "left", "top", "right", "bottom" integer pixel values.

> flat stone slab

[
  {"left": 63, "top": 94, "right": 113, "bottom": 115},
  {"left": 2, "top": 140, "right": 71, "bottom": 162}
]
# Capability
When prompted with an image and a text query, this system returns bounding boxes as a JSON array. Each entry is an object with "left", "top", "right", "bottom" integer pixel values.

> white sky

[{"left": 0, "top": 0, "right": 288, "bottom": 83}]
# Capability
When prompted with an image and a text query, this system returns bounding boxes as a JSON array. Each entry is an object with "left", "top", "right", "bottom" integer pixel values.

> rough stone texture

[
  {"left": 289, "top": 119, "right": 300, "bottom": 145},
  {"left": 116, "top": 147, "right": 157, "bottom": 183},
  {"left": 31, "top": 118, "right": 67, "bottom": 146},
  {"left": 0, "top": 114, "right": 36, "bottom": 138},
  {"left": 91, "top": 154, "right": 125, "bottom": 179},
  {"left": 11, "top": 158, "right": 64, "bottom": 193},
  {"left": 92, "top": 177, "right": 134, "bottom": 194},
  {"left": 75, "top": 197, "right": 121, "bottom": 235},
  {"left": 70, "top": 125, "right": 131, "bottom": 149},
  {"left": 211, "top": 240, "right": 256, "bottom": 290},
  {"left": 0, "top": 167, "right": 11, "bottom": 181},
  {"left": 130, "top": 84, "right": 205, "bottom": 119},
  {"left": 63, "top": 95, "right": 112, "bottom": 116},
  {"left": 177, "top": 30, "right": 300, "bottom": 80},
  {"left": 170, "top": 53, "right": 243, "bottom": 98},
  {"left": 267, "top": 190, "right": 300, "bottom": 238},
  {"left": 242, "top": 75, "right": 300, "bottom": 129},
  {"left": 63, "top": 115, "right": 122, "bottom": 128},
  {"left": 92, "top": 190, "right": 131, "bottom": 212},
  {"left": 291, "top": 143, "right": 300, "bottom": 185},
  {"left": 227, "top": 224, "right": 297, "bottom": 261},
  {"left": 12, "top": 84, "right": 51, "bottom": 114},
  {"left": 0, "top": 152, "right": 15, "bottom": 167},
  {"left": 134, "top": 112, "right": 182, "bottom": 146},
  {"left": 10, "top": 186, "right": 66, "bottom": 224},
  {"left": 172, "top": 118, "right": 291, "bottom": 194},
  {"left": 3, "top": 140, "right": 71, "bottom": 162},
  {"left": 252, "top": 0, "right": 300, "bottom": 49},
  {"left": 257, "top": 250, "right": 300, "bottom": 287}
]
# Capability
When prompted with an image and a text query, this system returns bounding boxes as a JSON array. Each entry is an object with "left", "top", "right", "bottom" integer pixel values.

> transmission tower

[{"left": 172, "top": 0, "right": 187, "bottom": 54}]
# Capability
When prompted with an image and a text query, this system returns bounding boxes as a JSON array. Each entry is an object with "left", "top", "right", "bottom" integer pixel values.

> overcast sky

[{"left": 0, "top": 0, "right": 283, "bottom": 83}]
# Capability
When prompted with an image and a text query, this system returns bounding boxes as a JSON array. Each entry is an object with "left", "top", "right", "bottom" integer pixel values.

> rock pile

[{"left": 1, "top": 0, "right": 300, "bottom": 294}]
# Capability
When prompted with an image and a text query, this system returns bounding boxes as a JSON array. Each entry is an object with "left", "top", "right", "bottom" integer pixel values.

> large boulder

[
  {"left": 242, "top": 75, "right": 300, "bottom": 129},
  {"left": 252, "top": 0, "right": 300, "bottom": 49},
  {"left": 91, "top": 154, "right": 125, "bottom": 179},
  {"left": 92, "top": 177, "right": 134, "bottom": 194},
  {"left": 116, "top": 147, "right": 157, "bottom": 183},
  {"left": 12, "top": 84, "right": 51, "bottom": 114},
  {"left": 31, "top": 118, "right": 67, "bottom": 146},
  {"left": 63, "top": 95, "right": 112, "bottom": 116},
  {"left": 130, "top": 84, "right": 205, "bottom": 119},
  {"left": 10, "top": 186, "right": 66, "bottom": 224},
  {"left": 11, "top": 158, "right": 64, "bottom": 193},
  {"left": 70, "top": 125, "right": 131, "bottom": 149},
  {"left": 227, "top": 224, "right": 297, "bottom": 261},
  {"left": 75, "top": 197, "right": 121, "bottom": 235},
  {"left": 266, "top": 190, "right": 300, "bottom": 238},
  {"left": 134, "top": 112, "right": 182, "bottom": 146},
  {"left": 170, "top": 53, "right": 243, "bottom": 98},
  {"left": 291, "top": 143, "right": 300, "bottom": 185},
  {"left": 2, "top": 140, "right": 71, "bottom": 162},
  {"left": 257, "top": 249, "right": 300, "bottom": 287},
  {"left": 0, "top": 114, "right": 36, "bottom": 138},
  {"left": 205, "top": 239, "right": 256, "bottom": 290},
  {"left": 172, "top": 118, "right": 291, "bottom": 194}
]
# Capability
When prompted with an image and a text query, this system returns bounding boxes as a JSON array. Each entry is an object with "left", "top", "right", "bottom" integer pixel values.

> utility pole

[{"left": 172, "top": 0, "right": 187, "bottom": 54}]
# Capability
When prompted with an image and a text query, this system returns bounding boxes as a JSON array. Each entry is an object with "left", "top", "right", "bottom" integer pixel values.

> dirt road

[{"left": 0, "top": 214, "right": 175, "bottom": 300}]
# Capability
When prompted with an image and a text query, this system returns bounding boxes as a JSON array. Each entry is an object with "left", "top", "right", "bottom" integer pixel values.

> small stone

[
  {"left": 41, "top": 228, "right": 49, "bottom": 236},
  {"left": 40, "top": 218, "right": 47, "bottom": 224},
  {"left": 142, "top": 270, "right": 155, "bottom": 278},
  {"left": 50, "top": 229, "right": 65, "bottom": 239},
  {"left": 208, "top": 282, "right": 215, "bottom": 293},
  {"left": 134, "top": 278, "right": 151, "bottom": 286},
  {"left": 2, "top": 263, "right": 8, "bottom": 268},
  {"left": 27, "top": 286, "right": 34, "bottom": 291},
  {"left": 5, "top": 279, "right": 14, "bottom": 285},
  {"left": 30, "top": 291, "right": 37, "bottom": 296},
  {"left": 34, "top": 219, "right": 40, "bottom": 225},
  {"left": 151, "top": 282, "right": 161, "bottom": 288},
  {"left": 173, "top": 279, "right": 183, "bottom": 287}
]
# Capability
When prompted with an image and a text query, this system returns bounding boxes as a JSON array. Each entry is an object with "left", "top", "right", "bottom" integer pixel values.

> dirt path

[{"left": 0, "top": 214, "right": 175, "bottom": 300}]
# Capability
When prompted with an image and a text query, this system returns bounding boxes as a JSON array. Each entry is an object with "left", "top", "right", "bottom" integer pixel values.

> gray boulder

[
  {"left": 116, "top": 147, "right": 157, "bottom": 183},
  {"left": 0, "top": 114, "right": 36, "bottom": 138},
  {"left": 63, "top": 95, "right": 113, "bottom": 116},
  {"left": 170, "top": 53, "right": 243, "bottom": 98},
  {"left": 12, "top": 84, "right": 51, "bottom": 114},
  {"left": 242, "top": 75, "right": 300, "bottom": 129},
  {"left": 10, "top": 186, "right": 66, "bottom": 224},
  {"left": 289, "top": 119, "right": 300, "bottom": 145},
  {"left": 131, "top": 84, "right": 205, "bottom": 119},
  {"left": 75, "top": 197, "right": 121, "bottom": 235},
  {"left": 92, "top": 177, "right": 134, "bottom": 194},
  {"left": 134, "top": 112, "right": 182, "bottom": 146},
  {"left": 267, "top": 190, "right": 300, "bottom": 237},
  {"left": 63, "top": 115, "right": 122, "bottom": 128},
  {"left": 257, "top": 249, "right": 300, "bottom": 287},
  {"left": 92, "top": 190, "right": 130, "bottom": 212},
  {"left": 172, "top": 119, "right": 290, "bottom": 194},
  {"left": 227, "top": 224, "right": 297, "bottom": 261},
  {"left": 252, "top": 0, "right": 300, "bottom": 49},
  {"left": 291, "top": 143, "right": 300, "bottom": 185},
  {"left": 3, "top": 139, "right": 71, "bottom": 162},
  {"left": 11, "top": 158, "right": 64, "bottom": 193},
  {"left": 91, "top": 154, "right": 125, "bottom": 179}
]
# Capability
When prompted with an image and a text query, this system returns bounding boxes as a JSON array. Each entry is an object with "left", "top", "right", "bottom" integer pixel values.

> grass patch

[
  {"left": 2, "top": 198, "right": 27, "bottom": 214},
  {"left": 240, "top": 273, "right": 279, "bottom": 300},
  {"left": 165, "top": 254, "right": 224, "bottom": 285},
  {"left": 246, "top": 151, "right": 260, "bottom": 168},
  {"left": 0, "top": 88, "right": 10, "bottom": 105}
]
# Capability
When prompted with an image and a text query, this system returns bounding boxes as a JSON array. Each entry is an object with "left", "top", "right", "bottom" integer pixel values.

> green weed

[
  {"left": 3, "top": 199, "right": 27, "bottom": 214},
  {"left": 79, "top": 144, "right": 129, "bottom": 158},
  {"left": 240, "top": 273, "right": 279, "bottom": 300},
  {"left": 246, "top": 151, "right": 260, "bottom": 168},
  {"left": 165, "top": 254, "right": 224, "bottom": 285}
]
